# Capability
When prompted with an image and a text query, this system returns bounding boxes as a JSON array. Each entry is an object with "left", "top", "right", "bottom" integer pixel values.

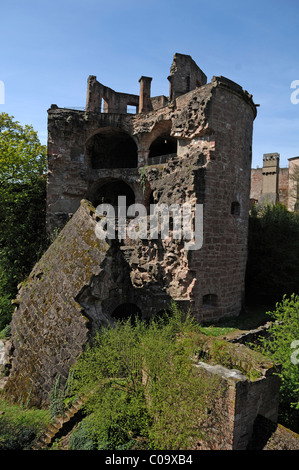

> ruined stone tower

[
  {"left": 261, "top": 153, "right": 280, "bottom": 205},
  {"left": 5, "top": 54, "right": 257, "bottom": 406}
]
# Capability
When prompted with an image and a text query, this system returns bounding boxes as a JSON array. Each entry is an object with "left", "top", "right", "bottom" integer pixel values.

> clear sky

[{"left": 1, "top": 0, "right": 298, "bottom": 168}]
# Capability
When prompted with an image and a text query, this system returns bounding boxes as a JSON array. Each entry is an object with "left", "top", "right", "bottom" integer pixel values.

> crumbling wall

[
  {"left": 192, "top": 335, "right": 281, "bottom": 450},
  {"left": 47, "top": 54, "right": 257, "bottom": 322},
  {"left": 168, "top": 53, "right": 207, "bottom": 101},
  {"left": 195, "top": 360, "right": 280, "bottom": 450},
  {"left": 4, "top": 202, "right": 112, "bottom": 406},
  {"left": 5, "top": 54, "right": 259, "bottom": 406},
  {"left": 86, "top": 75, "right": 139, "bottom": 113},
  {"left": 4, "top": 200, "right": 179, "bottom": 406}
]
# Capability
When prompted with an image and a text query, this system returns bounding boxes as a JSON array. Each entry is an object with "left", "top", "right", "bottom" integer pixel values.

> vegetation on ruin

[
  {"left": 63, "top": 303, "right": 223, "bottom": 450},
  {"left": 0, "top": 113, "right": 299, "bottom": 447},
  {"left": 0, "top": 113, "right": 48, "bottom": 330}
]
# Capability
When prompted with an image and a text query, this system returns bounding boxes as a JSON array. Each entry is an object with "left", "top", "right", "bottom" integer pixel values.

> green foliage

[
  {"left": 205, "top": 339, "right": 235, "bottom": 369},
  {"left": 257, "top": 294, "right": 299, "bottom": 430},
  {"left": 0, "top": 113, "right": 48, "bottom": 329},
  {"left": 141, "top": 314, "right": 221, "bottom": 449},
  {"left": 0, "top": 323, "right": 11, "bottom": 339},
  {"left": 49, "top": 372, "right": 74, "bottom": 420},
  {"left": 0, "top": 397, "right": 50, "bottom": 450},
  {"left": 70, "top": 304, "right": 222, "bottom": 450},
  {"left": 69, "top": 423, "right": 95, "bottom": 450},
  {"left": 0, "top": 113, "right": 46, "bottom": 184},
  {"left": 0, "top": 295, "right": 13, "bottom": 331},
  {"left": 246, "top": 203, "right": 299, "bottom": 306}
]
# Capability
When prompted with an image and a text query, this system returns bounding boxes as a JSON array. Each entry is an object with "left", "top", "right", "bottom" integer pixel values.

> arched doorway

[{"left": 86, "top": 128, "right": 138, "bottom": 169}]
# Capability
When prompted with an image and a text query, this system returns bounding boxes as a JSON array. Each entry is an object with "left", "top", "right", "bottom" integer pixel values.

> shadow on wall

[{"left": 86, "top": 128, "right": 138, "bottom": 169}]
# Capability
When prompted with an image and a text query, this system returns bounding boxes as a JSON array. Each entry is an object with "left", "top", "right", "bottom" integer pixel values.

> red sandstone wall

[
  {"left": 250, "top": 168, "right": 263, "bottom": 201},
  {"left": 189, "top": 80, "right": 256, "bottom": 320}
]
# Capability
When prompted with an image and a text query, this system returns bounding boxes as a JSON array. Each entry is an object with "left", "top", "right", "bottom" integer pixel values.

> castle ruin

[{"left": 4, "top": 53, "right": 257, "bottom": 407}]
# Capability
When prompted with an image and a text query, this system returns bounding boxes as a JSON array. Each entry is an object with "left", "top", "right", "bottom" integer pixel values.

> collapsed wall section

[
  {"left": 4, "top": 200, "right": 182, "bottom": 406},
  {"left": 4, "top": 201, "right": 111, "bottom": 406},
  {"left": 195, "top": 360, "right": 280, "bottom": 450},
  {"left": 192, "top": 334, "right": 281, "bottom": 450}
]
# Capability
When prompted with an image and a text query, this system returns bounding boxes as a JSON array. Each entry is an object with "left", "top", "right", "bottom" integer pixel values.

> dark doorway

[
  {"left": 88, "top": 129, "right": 138, "bottom": 169},
  {"left": 149, "top": 134, "right": 177, "bottom": 159}
]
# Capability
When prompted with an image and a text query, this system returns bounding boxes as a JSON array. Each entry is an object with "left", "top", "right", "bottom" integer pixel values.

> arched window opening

[
  {"left": 94, "top": 180, "right": 135, "bottom": 209},
  {"left": 149, "top": 134, "right": 177, "bottom": 161},
  {"left": 231, "top": 201, "right": 241, "bottom": 216},
  {"left": 88, "top": 129, "right": 138, "bottom": 169},
  {"left": 112, "top": 303, "right": 142, "bottom": 322},
  {"left": 202, "top": 294, "right": 218, "bottom": 308}
]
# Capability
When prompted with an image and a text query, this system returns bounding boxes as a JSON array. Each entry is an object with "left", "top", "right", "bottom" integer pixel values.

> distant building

[{"left": 250, "top": 153, "right": 299, "bottom": 211}]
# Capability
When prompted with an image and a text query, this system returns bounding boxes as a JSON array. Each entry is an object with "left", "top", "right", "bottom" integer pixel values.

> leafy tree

[
  {"left": 0, "top": 113, "right": 47, "bottom": 329},
  {"left": 0, "top": 113, "right": 46, "bottom": 184},
  {"left": 257, "top": 294, "right": 299, "bottom": 431}
]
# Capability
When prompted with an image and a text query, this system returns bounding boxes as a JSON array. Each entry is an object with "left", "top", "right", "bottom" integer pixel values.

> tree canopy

[
  {"left": 0, "top": 113, "right": 48, "bottom": 329},
  {"left": 0, "top": 113, "right": 46, "bottom": 184}
]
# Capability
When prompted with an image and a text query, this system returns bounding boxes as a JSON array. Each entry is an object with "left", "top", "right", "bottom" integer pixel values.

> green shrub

[
  {"left": 70, "top": 303, "right": 222, "bottom": 450},
  {"left": 49, "top": 372, "right": 75, "bottom": 420},
  {"left": 257, "top": 294, "right": 299, "bottom": 430},
  {"left": 141, "top": 317, "right": 221, "bottom": 449},
  {"left": 69, "top": 422, "right": 95, "bottom": 450},
  {"left": 0, "top": 323, "right": 11, "bottom": 339},
  {"left": 0, "top": 398, "right": 50, "bottom": 450}
]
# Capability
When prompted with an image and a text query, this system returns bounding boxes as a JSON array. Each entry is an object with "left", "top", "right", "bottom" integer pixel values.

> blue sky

[{"left": 1, "top": 0, "right": 298, "bottom": 168}]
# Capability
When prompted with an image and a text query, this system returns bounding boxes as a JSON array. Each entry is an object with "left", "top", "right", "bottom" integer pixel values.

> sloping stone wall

[
  {"left": 4, "top": 200, "right": 187, "bottom": 406},
  {"left": 4, "top": 201, "right": 111, "bottom": 406}
]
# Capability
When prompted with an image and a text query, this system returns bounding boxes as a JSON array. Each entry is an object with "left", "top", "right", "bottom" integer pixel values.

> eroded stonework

[{"left": 5, "top": 53, "right": 257, "bottom": 406}]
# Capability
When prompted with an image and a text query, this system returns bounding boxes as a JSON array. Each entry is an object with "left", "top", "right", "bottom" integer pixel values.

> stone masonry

[
  {"left": 4, "top": 54, "right": 257, "bottom": 407},
  {"left": 250, "top": 153, "right": 299, "bottom": 210},
  {"left": 47, "top": 52, "right": 257, "bottom": 322}
]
